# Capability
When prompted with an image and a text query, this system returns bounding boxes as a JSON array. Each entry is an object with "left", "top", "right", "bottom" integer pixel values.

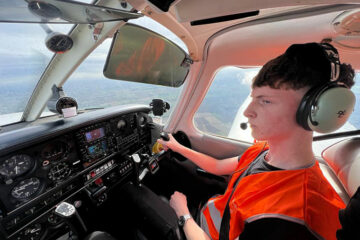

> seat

[
  {"left": 318, "top": 157, "right": 350, "bottom": 203},
  {"left": 321, "top": 138, "right": 360, "bottom": 240},
  {"left": 319, "top": 137, "right": 360, "bottom": 204}
]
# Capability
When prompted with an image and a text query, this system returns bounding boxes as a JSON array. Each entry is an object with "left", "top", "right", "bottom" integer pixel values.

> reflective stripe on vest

[
  {"left": 201, "top": 142, "right": 345, "bottom": 240},
  {"left": 201, "top": 199, "right": 222, "bottom": 237}
]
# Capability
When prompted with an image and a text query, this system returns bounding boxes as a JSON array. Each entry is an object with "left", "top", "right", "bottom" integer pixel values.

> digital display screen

[
  {"left": 85, "top": 127, "right": 105, "bottom": 142},
  {"left": 87, "top": 141, "right": 107, "bottom": 156}
]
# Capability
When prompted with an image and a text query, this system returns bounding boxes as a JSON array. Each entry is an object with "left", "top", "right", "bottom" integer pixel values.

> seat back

[{"left": 320, "top": 138, "right": 360, "bottom": 204}]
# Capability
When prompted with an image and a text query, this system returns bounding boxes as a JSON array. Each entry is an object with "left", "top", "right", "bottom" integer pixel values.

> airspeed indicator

[{"left": 0, "top": 154, "right": 33, "bottom": 178}]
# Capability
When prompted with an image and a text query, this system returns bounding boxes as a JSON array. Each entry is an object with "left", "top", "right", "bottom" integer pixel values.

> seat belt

[
  {"left": 219, "top": 148, "right": 266, "bottom": 240},
  {"left": 219, "top": 174, "right": 242, "bottom": 240}
]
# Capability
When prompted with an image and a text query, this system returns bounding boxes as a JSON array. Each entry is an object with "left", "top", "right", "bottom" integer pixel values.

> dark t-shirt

[
  {"left": 236, "top": 151, "right": 318, "bottom": 240},
  {"left": 238, "top": 150, "right": 283, "bottom": 177}
]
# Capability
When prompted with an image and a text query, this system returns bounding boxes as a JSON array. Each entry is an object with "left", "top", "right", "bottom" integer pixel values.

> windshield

[
  {"left": 0, "top": 23, "right": 73, "bottom": 126},
  {"left": 0, "top": 15, "right": 187, "bottom": 126}
]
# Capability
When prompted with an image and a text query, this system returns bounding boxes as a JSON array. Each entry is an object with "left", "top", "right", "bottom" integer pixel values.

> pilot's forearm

[
  {"left": 183, "top": 218, "right": 211, "bottom": 240},
  {"left": 172, "top": 143, "right": 238, "bottom": 175}
]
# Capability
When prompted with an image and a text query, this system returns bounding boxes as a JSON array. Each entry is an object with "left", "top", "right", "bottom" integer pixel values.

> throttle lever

[{"left": 55, "top": 202, "right": 87, "bottom": 239}]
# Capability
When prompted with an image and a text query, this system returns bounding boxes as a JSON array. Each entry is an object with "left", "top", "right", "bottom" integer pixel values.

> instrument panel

[
  {"left": 0, "top": 134, "right": 79, "bottom": 213},
  {"left": 0, "top": 106, "right": 153, "bottom": 239}
]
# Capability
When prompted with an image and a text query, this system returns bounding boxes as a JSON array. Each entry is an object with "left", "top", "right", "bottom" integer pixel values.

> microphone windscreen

[{"left": 240, "top": 122, "right": 248, "bottom": 130}]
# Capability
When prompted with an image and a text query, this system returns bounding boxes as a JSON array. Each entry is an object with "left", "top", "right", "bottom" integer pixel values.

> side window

[
  {"left": 348, "top": 73, "right": 360, "bottom": 128},
  {"left": 195, "top": 67, "right": 360, "bottom": 155},
  {"left": 194, "top": 67, "right": 260, "bottom": 142}
]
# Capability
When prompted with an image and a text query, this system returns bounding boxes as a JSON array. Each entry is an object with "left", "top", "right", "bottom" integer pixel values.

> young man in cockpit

[{"left": 157, "top": 43, "right": 355, "bottom": 240}]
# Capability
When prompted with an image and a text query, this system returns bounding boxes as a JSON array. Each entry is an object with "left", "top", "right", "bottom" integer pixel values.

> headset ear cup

[
  {"left": 296, "top": 43, "right": 354, "bottom": 133},
  {"left": 296, "top": 87, "right": 321, "bottom": 131},
  {"left": 309, "top": 86, "right": 355, "bottom": 133}
]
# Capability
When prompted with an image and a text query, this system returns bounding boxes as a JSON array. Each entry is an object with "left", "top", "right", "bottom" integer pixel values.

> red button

[{"left": 95, "top": 178, "right": 103, "bottom": 186}]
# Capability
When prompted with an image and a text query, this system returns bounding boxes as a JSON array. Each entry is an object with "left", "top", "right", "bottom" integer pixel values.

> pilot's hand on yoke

[
  {"left": 169, "top": 191, "right": 190, "bottom": 217},
  {"left": 157, "top": 133, "right": 180, "bottom": 152}
]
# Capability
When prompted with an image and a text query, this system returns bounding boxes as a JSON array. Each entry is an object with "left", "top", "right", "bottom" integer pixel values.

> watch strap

[
  {"left": 178, "top": 214, "right": 192, "bottom": 227},
  {"left": 182, "top": 214, "right": 192, "bottom": 221}
]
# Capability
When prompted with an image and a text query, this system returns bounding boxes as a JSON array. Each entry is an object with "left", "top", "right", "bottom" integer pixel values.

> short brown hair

[{"left": 252, "top": 43, "right": 355, "bottom": 89}]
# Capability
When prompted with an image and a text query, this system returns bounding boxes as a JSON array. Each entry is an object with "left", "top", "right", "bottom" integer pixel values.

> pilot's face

[{"left": 243, "top": 86, "right": 308, "bottom": 141}]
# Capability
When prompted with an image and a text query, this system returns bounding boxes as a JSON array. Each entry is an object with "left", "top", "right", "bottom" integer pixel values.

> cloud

[
  {"left": 70, "top": 71, "right": 104, "bottom": 80},
  {"left": 238, "top": 70, "right": 259, "bottom": 85}
]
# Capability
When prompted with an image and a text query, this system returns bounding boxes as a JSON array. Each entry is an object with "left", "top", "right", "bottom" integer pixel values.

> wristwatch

[{"left": 178, "top": 214, "right": 192, "bottom": 227}]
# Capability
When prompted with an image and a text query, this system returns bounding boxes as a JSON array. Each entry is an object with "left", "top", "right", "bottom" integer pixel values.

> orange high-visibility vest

[{"left": 200, "top": 142, "right": 345, "bottom": 240}]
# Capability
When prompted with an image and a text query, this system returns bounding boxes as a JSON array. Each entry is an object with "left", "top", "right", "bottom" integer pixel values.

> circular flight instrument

[
  {"left": 138, "top": 115, "right": 147, "bottom": 127},
  {"left": 41, "top": 141, "right": 69, "bottom": 162},
  {"left": 48, "top": 162, "right": 71, "bottom": 182},
  {"left": 45, "top": 33, "right": 73, "bottom": 53},
  {"left": 11, "top": 178, "right": 41, "bottom": 200},
  {"left": 117, "top": 119, "right": 126, "bottom": 130},
  {"left": 0, "top": 154, "right": 33, "bottom": 178},
  {"left": 56, "top": 97, "right": 78, "bottom": 114}
]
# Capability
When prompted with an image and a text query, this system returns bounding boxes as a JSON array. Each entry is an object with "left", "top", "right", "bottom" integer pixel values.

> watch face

[{"left": 178, "top": 216, "right": 185, "bottom": 227}]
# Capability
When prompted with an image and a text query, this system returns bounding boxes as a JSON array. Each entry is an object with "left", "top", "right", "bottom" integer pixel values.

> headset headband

[{"left": 320, "top": 43, "right": 341, "bottom": 82}]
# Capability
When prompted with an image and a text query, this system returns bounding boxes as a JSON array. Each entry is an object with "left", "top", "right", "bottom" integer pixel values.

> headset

[{"left": 296, "top": 43, "right": 356, "bottom": 133}]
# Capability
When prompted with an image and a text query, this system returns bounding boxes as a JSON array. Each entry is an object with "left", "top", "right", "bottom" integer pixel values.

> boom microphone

[{"left": 240, "top": 122, "right": 248, "bottom": 130}]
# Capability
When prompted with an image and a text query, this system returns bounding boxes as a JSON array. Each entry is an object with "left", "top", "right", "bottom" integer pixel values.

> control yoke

[{"left": 150, "top": 99, "right": 170, "bottom": 116}]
